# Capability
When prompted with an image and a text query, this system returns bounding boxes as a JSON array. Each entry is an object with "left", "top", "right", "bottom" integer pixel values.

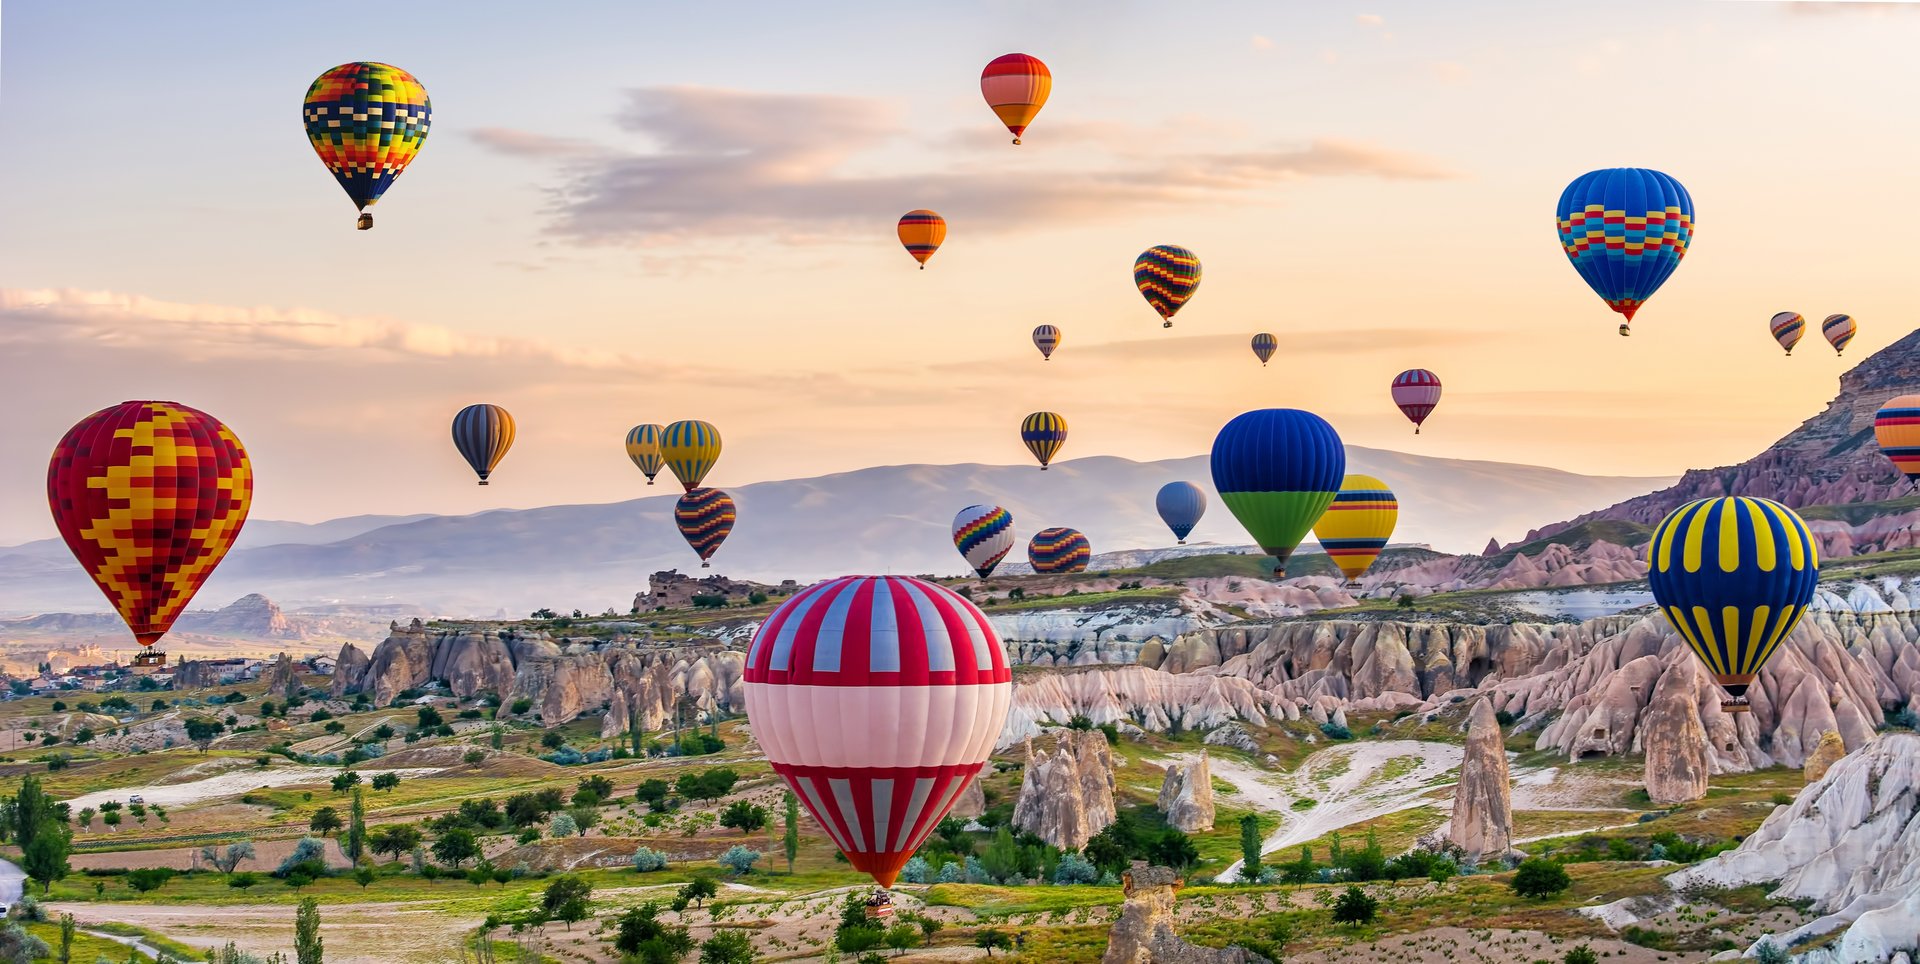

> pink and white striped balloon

[
  {"left": 1391, "top": 368, "right": 1442, "bottom": 434},
  {"left": 743, "top": 575, "right": 1012, "bottom": 887}
]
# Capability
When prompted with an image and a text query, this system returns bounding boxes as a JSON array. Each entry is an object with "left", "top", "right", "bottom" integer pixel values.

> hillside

[
  {"left": 1518, "top": 327, "right": 1920, "bottom": 552},
  {"left": 0, "top": 447, "right": 1669, "bottom": 617}
]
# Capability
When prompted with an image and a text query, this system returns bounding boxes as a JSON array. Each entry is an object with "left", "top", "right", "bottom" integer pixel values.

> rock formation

[
  {"left": 950, "top": 764, "right": 989, "bottom": 819},
  {"left": 1202, "top": 722, "right": 1260, "bottom": 754},
  {"left": 191, "top": 593, "right": 298, "bottom": 637},
  {"left": 1102, "top": 865, "right": 1273, "bottom": 964},
  {"left": 1639, "top": 657, "right": 1710, "bottom": 804},
  {"left": 1001, "top": 665, "right": 1293, "bottom": 747},
  {"left": 330, "top": 643, "right": 371, "bottom": 698},
  {"left": 1012, "top": 730, "right": 1117, "bottom": 851},
  {"left": 1667, "top": 733, "right": 1920, "bottom": 964},
  {"left": 261, "top": 653, "right": 298, "bottom": 697},
  {"left": 633, "top": 570, "right": 792, "bottom": 611},
  {"left": 171, "top": 660, "right": 220, "bottom": 691},
  {"left": 1803, "top": 729, "right": 1846, "bottom": 782},
  {"left": 1448, "top": 699, "right": 1513, "bottom": 862},
  {"left": 1157, "top": 752, "right": 1215, "bottom": 832}
]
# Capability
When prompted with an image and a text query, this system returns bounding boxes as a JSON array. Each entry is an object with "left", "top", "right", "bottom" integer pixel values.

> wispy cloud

[
  {"left": 466, "top": 127, "right": 604, "bottom": 159},
  {"left": 1356, "top": 13, "right": 1386, "bottom": 26},
  {"left": 1251, "top": 35, "right": 1275, "bottom": 50},
  {"left": 470, "top": 87, "right": 1458, "bottom": 245}
]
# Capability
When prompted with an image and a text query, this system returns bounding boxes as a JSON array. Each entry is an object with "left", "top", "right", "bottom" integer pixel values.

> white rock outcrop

[
  {"left": 1447, "top": 699, "right": 1514, "bottom": 862},
  {"left": 1157, "top": 752, "right": 1215, "bottom": 832},
  {"left": 1012, "top": 730, "right": 1117, "bottom": 851}
]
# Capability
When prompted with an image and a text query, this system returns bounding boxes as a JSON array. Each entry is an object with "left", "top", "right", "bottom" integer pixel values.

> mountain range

[{"left": 0, "top": 446, "right": 1670, "bottom": 618}]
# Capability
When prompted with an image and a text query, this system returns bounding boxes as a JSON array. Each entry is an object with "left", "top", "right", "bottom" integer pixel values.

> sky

[{"left": 3, "top": 0, "right": 1918, "bottom": 544}]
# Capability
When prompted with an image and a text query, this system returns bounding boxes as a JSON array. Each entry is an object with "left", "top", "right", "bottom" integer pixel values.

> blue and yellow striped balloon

[
  {"left": 662, "top": 420, "right": 722, "bottom": 491},
  {"left": 452, "top": 404, "right": 515, "bottom": 486},
  {"left": 625, "top": 424, "right": 665, "bottom": 485},
  {"left": 1822, "top": 314, "right": 1856, "bottom": 356},
  {"left": 1646, "top": 497, "right": 1819, "bottom": 712},
  {"left": 1312, "top": 474, "right": 1397, "bottom": 584},
  {"left": 1555, "top": 168, "right": 1694, "bottom": 335},
  {"left": 1021, "top": 412, "right": 1067, "bottom": 470}
]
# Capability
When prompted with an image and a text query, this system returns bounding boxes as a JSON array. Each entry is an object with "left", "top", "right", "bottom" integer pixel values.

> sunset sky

[{"left": 2, "top": 0, "right": 1916, "bottom": 544}]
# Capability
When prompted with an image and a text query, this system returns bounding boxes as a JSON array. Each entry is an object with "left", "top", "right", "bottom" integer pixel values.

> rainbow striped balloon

[
  {"left": 1768, "top": 312, "right": 1804, "bottom": 356},
  {"left": 1312, "top": 475, "right": 1398, "bottom": 584},
  {"left": 1822, "top": 314, "right": 1856, "bottom": 356},
  {"left": 952, "top": 504, "right": 1015, "bottom": 579},
  {"left": 302, "top": 63, "right": 431, "bottom": 229},
  {"left": 1133, "top": 246, "right": 1202, "bottom": 328},
  {"left": 1028, "top": 527, "right": 1090, "bottom": 574},
  {"left": 674, "top": 487, "right": 736, "bottom": 567}
]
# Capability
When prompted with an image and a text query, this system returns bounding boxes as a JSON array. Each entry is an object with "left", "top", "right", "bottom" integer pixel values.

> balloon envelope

[
  {"left": 1768, "top": 313, "right": 1804, "bottom": 356},
  {"left": 625, "top": 424, "right": 666, "bottom": 484},
  {"left": 1032, "top": 325, "right": 1062, "bottom": 361},
  {"left": 1313, "top": 475, "right": 1398, "bottom": 583},
  {"left": 675, "top": 487, "right": 736, "bottom": 566},
  {"left": 1823, "top": 314, "right": 1856, "bottom": 355},
  {"left": 1555, "top": 168, "right": 1694, "bottom": 331},
  {"left": 897, "top": 210, "right": 946, "bottom": 267},
  {"left": 1028, "top": 527, "right": 1090, "bottom": 573},
  {"left": 744, "top": 575, "right": 1011, "bottom": 887},
  {"left": 1133, "top": 246, "right": 1201, "bottom": 327},
  {"left": 48, "top": 401, "right": 253, "bottom": 647},
  {"left": 662, "top": 420, "right": 722, "bottom": 491},
  {"left": 1874, "top": 395, "right": 1920, "bottom": 488},
  {"left": 1210, "top": 409, "right": 1345, "bottom": 577},
  {"left": 452, "top": 404, "right": 515, "bottom": 485},
  {"left": 1647, "top": 497, "right": 1818, "bottom": 712},
  {"left": 1391, "top": 369, "right": 1442, "bottom": 433},
  {"left": 1021, "top": 412, "right": 1067, "bottom": 469},
  {"left": 980, "top": 53, "right": 1051, "bottom": 144},
  {"left": 952, "top": 505, "right": 1015, "bottom": 578},
  {"left": 1251, "top": 333, "right": 1277, "bottom": 366},
  {"left": 302, "top": 63, "right": 431, "bottom": 227},
  {"left": 1155, "top": 482, "right": 1207, "bottom": 544}
]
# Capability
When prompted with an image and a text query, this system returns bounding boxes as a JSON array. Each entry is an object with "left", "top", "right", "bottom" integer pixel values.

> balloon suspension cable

[{"left": 357, "top": 213, "right": 373, "bottom": 231}]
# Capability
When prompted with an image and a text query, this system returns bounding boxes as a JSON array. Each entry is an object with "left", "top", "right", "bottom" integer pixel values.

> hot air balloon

[
  {"left": 1873, "top": 395, "right": 1920, "bottom": 490},
  {"left": 1555, "top": 168, "right": 1695, "bottom": 336},
  {"left": 897, "top": 210, "right": 946, "bottom": 269},
  {"left": 1155, "top": 482, "right": 1207, "bottom": 545},
  {"left": 1251, "top": 333, "right": 1277, "bottom": 367},
  {"left": 952, "top": 505, "right": 1015, "bottom": 578},
  {"left": 452, "top": 404, "right": 515, "bottom": 485},
  {"left": 1134, "top": 246, "right": 1202, "bottom": 328},
  {"left": 743, "top": 575, "right": 1011, "bottom": 888},
  {"left": 1021, "top": 412, "right": 1067, "bottom": 470},
  {"left": 624, "top": 424, "right": 666, "bottom": 485},
  {"left": 1647, "top": 497, "right": 1819, "bottom": 712},
  {"left": 1028, "top": 527, "right": 1090, "bottom": 574},
  {"left": 1313, "top": 475, "right": 1397, "bottom": 586},
  {"left": 1823, "top": 314, "right": 1856, "bottom": 355},
  {"left": 1211, "top": 409, "right": 1345, "bottom": 577},
  {"left": 675, "top": 487, "right": 735, "bottom": 568},
  {"left": 1032, "top": 325, "right": 1062, "bottom": 361},
  {"left": 48, "top": 401, "right": 252, "bottom": 669},
  {"left": 1768, "top": 313, "right": 1804, "bottom": 356},
  {"left": 980, "top": 53, "right": 1050, "bottom": 145},
  {"left": 1390, "top": 369, "right": 1441, "bottom": 434},
  {"left": 302, "top": 63, "right": 431, "bottom": 230},
  {"left": 662, "top": 420, "right": 722, "bottom": 491}
]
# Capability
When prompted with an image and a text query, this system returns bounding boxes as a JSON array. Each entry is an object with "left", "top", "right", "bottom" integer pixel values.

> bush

[
  {"left": 897, "top": 856, "right": 930, "bottom": 884},
  {"left": 1331, "top": 885, "right": 1378, "bottom": 925},
  {"left": 275, "top": 838, "right": 329, "bottom": 878},
  {"left": 1053, "top": 852, "right": 1099, "bottom": 885},
  {"left": 1753, "top": 939, "right": 1790, "bottom": 964},
  {"left": 631, "top": 847, "right": 669, "bottom": 872},
  {"left": 1495, "top": 710, "right": 1517, "bottom": 727},
  {"left": 548, "top": 813, "right": 578, "bottom": 838},
  {"left": 1562, "top": 946, "right": 1599, "bottom": 964},
  {"left": 1511, "top": 858, "right": 1572, "bottom": 899},
  {"left": 1319, "top": 722, "right": 1353, "bottom": 741},
  {"left": 718, "top": 845, "right": 761, "bottom": 876},
  {"left": 935, "top": 861, "right": 964, "bottom": 883}
]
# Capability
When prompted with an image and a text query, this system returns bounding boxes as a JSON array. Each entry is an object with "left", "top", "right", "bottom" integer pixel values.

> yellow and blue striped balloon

[
  {"left": 1312, "top": 475, "right": 1397, "bottom": 584},
  {"left": 661, "top": 420, "right": 722, "bottom": 491},
  {"left": 1021, "top": 412, "right": 1067, "bottom": 470},
  {"left": 625, "top": 424, "right": 666, "bottom": 485},
  {"left": 1646, "top": 497, "right": 1819, "bottom": 713}
]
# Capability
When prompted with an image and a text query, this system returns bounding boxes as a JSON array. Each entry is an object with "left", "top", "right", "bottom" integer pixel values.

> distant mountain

[
  {"left": 0, "top": 513, "right": 435, "bottom": 566},
  {"left": 0, "top": 447, "right": 1671, "bottom": 617},
  {"left": 1518, "top": 328, "right": 1920, "bottom": 555}
]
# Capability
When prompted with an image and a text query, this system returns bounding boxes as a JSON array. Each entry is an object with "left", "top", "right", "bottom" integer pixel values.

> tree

[
  {"left": 719, "top": 801, "right": 768, "bottom": 834},
  {"left": 700, "top": 929, "right": 756, "bottom": 964},
  {"left": 567, "top": 806, "right": 599, "bottom": 836},
  {"left": 126, "top": 868, "right": 174, "bottom": 893},
  {"left": 718, "top": 845, "right": 761, "bottom": 876},
  {"left": 980, "top": 828, "right": 1022, "bottom": 882},
  {"left": 680, "top": 876, "right": 719, "bottom": 908},
  {"left": 184, "top": 716, "right": 224, "bottom": 752},
  {"left": 330, "top": 770, "right": 360, "bottom": 793},
  {"left": 576, "top": 775, "right": 615, "bottom": 802},
  {"left": 417, "top": 706, "right": 444, "bottom": 728},
  {"left": 74, "top": 807, "right": 94, "bottom": 832},
  {"left": 0, "top": 922, "right": 49, "bottom": 963},
  {"left": 364, "top": 772, "right": 399, "bottom": 794},
  {"left": 463, "top": 749, "right": 486, "bottom": 766},
  {"left": 1331, "top": 885, "right": 1378, "bottom": 925},
  {"left": 632, "top": 847, "right": 670, "bottom": 872},
  {"left": 1239, "top": 814, "right": 1263, "bottom": 883},
  {"left": 783, "top": 791, "right": 800, "bottom": 874},
  {"left": 309, "top": 807, "right": 343, "bottom": 836},
  {"left": 294, "top": 896, "right": 323, "bottom": 964},
  {"left": 369, "top": 825, "right": 421, "bottom": 861},
  {"left": 614, "top": 902, "right": 693, "bottom": 962},
  {"left": 1511, "top": 858, "right": 1572, "bottom": 899},
  {"left": 883, "top": 923, "right": 920, "bottom": 956},
  {"left": 22, "top": 822, "right": 70, "bottom": 894},
  {"left": 201, "top": 840, "right": 256, "bottom": 873},
  {"left": 543, "top": 875, "right": 593, "bottom": 930},
  {"left": 432, "top": 827, "right": 479, "bottom": 868},
  {"left": 637, "top": 779, "right": 672, "bottom": 812},
  {"left": 348, "top": 865, "right": 373, "bottom": 889},
  {"left": 228, "top": 872, "right": 257, "bottom": 890},
  {"left": 346, "top": 790, "right": 367, "bottom": 862},
  {"left": 1, "top": 775, "right": 60, "bottom": 850},
  {"left": 541, "top": 731, "right": 565, "bottom": 750},
  {"left": 57, "top": 913, "right": 74, "bottom": 964},
  {"left": 974, "top": 929, "right": 1012, "bottom": 957},
  {"left": 548, "top": 812, "right": 578, "bottom": 838}
]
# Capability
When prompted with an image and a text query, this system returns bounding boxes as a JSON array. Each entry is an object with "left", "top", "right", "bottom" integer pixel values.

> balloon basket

[
  {"left": 130, "top": 651, "right": 167, "bottom": 673},
  {"left": 356, "top": 213, "right": 373, "bottom": 231},
  {"left": 477, "top": 480, "right": 489, "bottom": 486},
  {"left": 1719, "top": 697, "right": 1752, "bottom": 714},
  {"left": 1163, "top": 321, "right": 1173, "bottom": 329},
  {"left": 701, "top": 562, "right": 711, "bottom": 568},
  {"left": 864, "top": 890, "right": 895, "bottom": 920}
]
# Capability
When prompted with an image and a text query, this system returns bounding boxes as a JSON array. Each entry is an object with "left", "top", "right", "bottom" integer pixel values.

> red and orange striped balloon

[
  {"left": 896, "top": 210, "right": 946, "bottom": 269},
  {"left": 981, "top": 54, "right": 1051, "bottom": 145}
]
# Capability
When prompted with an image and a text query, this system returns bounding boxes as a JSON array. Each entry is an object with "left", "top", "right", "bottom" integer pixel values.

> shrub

[
  {"left": 1511, "top": 858, "right": 1572, "bottom": 899},
  {"left": 1495, "top": 710, "right": 1517, "bottom": 727},
  {"left": 1331, "top": 885, "right": 1378, "bottom": 925},
  {"left": 548, "top": 812, "right": 578, "bottom": 838},
  {"left": 1053, "top": 852, "right": 1099, "bottom": 884},
  {"left": 718, "top": 845, "right": 761, "bottom": 876},
  {"left": 935, "top": 861, "right": 964, "bottom": 883},
  {"left": 631, "top": 847, "right": 669, "bottom": 872},
  {"left": 1319, "top": 722, "right": 1353, "bottom": 740},
  {"left": 275, "top": 838, "right": 328, "bottom": 877},
  {"left": 1562, "top": 946, "right": 1599, "bottom": 964},
  {"left": 897, "top": 856, "right": 929, "bottom": 884},
  {"left": 1753, "top": 939, "right": 1790, "bottom": 964}
]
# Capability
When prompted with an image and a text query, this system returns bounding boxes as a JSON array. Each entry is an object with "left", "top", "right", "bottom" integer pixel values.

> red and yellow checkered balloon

[{"left": 47, "top": 402, "right": 252, "bottom": 647}]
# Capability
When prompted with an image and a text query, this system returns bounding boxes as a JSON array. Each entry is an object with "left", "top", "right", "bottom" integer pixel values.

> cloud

[
  {"left": 1429, "top": 61, "right": 1471, "bottom": 84},
  {"left": 1251, "top": 35, "right": 1275, "bottom": 50},
  {"left": 1779, "top": 1, "right": 1918, "bottom": 12},
  {"left": 466, "top": 127, "right": 604, "bottom": 159},
  {"left": 467, "top": 87, "right": 1457, "bottom": 245},
  {"left": 1356, "top": 13, "right": 1385, "bottom": 26}
]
